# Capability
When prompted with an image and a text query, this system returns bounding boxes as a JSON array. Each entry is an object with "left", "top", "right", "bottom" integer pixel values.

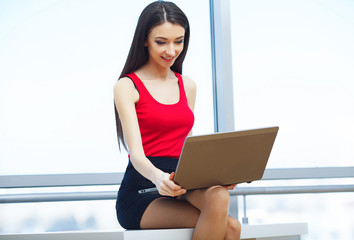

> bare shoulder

[
  {"left": 114, "top": 77, "right": 135, "bottom": 92},
  {"left": 114, "top": 77, "right": 139, "bottom": 103},
  {"left": 181, "top": 75, "right": 197, "bottom": 94},
  {"left": 181, "top": 75, "right": 197, "bottom": 110}
]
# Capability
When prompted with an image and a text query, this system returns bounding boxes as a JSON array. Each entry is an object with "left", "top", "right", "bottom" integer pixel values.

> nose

[{"left": 165, "top": 43, "right": 175, "bottom": 56}]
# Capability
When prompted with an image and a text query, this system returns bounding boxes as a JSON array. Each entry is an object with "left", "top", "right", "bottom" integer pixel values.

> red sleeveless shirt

[{"left": 126, "top": 72, "right": 195, "bottom": 158}]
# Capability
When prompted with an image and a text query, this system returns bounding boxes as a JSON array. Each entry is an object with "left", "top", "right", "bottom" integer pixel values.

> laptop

[{"left": 138, "top": 126, "right": 279, "bottom": 193}]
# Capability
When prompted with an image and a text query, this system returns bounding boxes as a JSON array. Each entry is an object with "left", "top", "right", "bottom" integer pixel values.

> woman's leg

[
  {"left": 140, "top": 197, "right": 200, "bottom": 229},
  {"left": 225, "top": 215, "right": 242, "bottom": 240},
  {"left": 185, "top": 186, "right": 241, "bottom": 240},
  {"left": 140, "top": 186, "right": 241, "bottom": 240}
]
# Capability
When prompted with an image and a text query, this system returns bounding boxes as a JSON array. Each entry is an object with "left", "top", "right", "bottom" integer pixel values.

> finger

[
  {"left": 169, "top": 172, "right": 175, "bottom": 180},
  {"left": 158, "top": 184, "right": 171, "bottom": 196},
  {"left": 159, "top": 181, "right": 179, "bottom": 195},
  {"left": 159, "top": 187, "right": 184, "bottom": 197},
  {"left": 168, "top": 188, "right": 187, "bottom": 197},
  {"left": 176, "top": 188, "right": 187, "bottom": 195},
  {"left": 161, "top": 182, "right": 186, "bottom": 196},
  {"left": 165, "top": 178, "right": 181, "bottom": 191},
  {"left": 221, "top": 185, "right": 233, "bottom": 190}
]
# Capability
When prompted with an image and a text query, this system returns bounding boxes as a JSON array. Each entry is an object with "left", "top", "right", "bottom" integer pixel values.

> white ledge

[{"left": 0, "top": 223, "right": 308, "bottom": 240}]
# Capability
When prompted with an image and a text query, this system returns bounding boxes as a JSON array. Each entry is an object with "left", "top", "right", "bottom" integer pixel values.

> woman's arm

[
  {"left": 182, "top": 75, "right": 196, "bottom": 136},
  {"left": 114, "top": 77, "right": 186, "bottom": 196}
]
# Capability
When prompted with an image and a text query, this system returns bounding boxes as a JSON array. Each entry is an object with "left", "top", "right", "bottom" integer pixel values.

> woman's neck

[{"left": 137, "top": 62, "right": 174, "bottom": 81}]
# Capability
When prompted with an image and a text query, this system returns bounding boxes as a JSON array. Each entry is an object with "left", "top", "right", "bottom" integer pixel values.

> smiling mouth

[{"left": 161, "top": 56, "right": 174, "bottom": 62}]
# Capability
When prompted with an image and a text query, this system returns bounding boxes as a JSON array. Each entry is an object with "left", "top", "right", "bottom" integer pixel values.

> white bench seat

[{"left": 0, "top": 223, "right": 308, "bottom": 240}]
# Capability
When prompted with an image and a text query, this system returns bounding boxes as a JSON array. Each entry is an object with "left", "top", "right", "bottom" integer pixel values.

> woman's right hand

[{"left": 154, "top": 171, "right": 186, "bottom": 197}]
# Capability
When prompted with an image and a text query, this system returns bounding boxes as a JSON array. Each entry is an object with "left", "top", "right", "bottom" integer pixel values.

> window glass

[
  {"left": 0, "top": 0, "right": 212, "bottom": 233},
  {"left": 230, "top": 0, "right": 354, "bottom": 168},
  {"left": 0, "top": 0, "right": 213, "bottom": 175},
  {"left": 230, "top": 1, "right": 354, "bottom": 240},
  {"left": 238, "top": 192, "right": 354, "bottom": 240},
  {"left": 0, "top": 198, "right": 120, "bottom": 233}
]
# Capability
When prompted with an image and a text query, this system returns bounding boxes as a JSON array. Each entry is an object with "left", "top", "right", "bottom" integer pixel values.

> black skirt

[{"left": 116, "top": 156, "right": 178, "bottom": 229}]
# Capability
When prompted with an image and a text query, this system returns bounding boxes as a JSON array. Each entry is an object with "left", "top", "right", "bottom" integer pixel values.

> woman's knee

[
  {"left": 203, "top": 186, "right": 230, "bottom": 212},
  {"left": 206, "top": 186, "right": 230, "bottom": 204},
  {"left": 226, "top": 217, "right": 241, "bottom": 240}
]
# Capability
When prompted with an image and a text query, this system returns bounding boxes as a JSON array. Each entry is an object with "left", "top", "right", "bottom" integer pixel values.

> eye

[
  {"left": 155, "top": 40, "right": 165, "bottom": 45},
  {"left": 175, "top": 40, "right": 184, "bottom": 44}
]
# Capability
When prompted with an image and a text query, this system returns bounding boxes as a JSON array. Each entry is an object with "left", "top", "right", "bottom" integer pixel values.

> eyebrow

[{"left": 155, "top": 36, "right": 184, "bottom": 40}]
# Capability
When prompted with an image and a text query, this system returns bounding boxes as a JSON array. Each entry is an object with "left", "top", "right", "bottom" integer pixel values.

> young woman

[{"left": 114, "top": 1, "right": 241, "bottom": 239}]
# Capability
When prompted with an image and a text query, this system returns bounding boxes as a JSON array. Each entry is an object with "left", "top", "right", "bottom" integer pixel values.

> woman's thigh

[
  {"left": 185, "top": 186, "right": 230, "bottom": 211},
  {"left": 140, "top": 197, "right": 200, "bottom": 229}
]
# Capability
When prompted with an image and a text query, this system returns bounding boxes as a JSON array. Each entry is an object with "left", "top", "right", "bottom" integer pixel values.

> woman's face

[{"left": 145, "top": 21, "right": 185, "bottom": 69}]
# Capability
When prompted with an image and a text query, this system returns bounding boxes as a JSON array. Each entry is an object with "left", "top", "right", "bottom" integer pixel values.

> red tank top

[{"left": 127, "top": 72, "right": 194, "bottom": 158}]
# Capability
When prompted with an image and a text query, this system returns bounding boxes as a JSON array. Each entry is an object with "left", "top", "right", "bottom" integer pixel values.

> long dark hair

[{"left": 115, "top": 1, "right": 190, "bottom": 150}]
